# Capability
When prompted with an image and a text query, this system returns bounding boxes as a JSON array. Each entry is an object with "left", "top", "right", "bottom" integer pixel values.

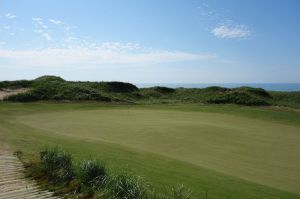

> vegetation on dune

[
  {"left": 0, "top": 80, "right": 32, "bottom": 89},
  {"left": 1, "top": 75, "right": 300, "bottom": 108},
  {"left": 34, "top": 75, "right": 66, "bottom": 83},
  {"left": 234, "top": 86, "right": 271, "bottom": 98},
  {"left": 206, "top": 91, "right": 270, "bottom": 106},
  {"left": 151, "top": 86, "right": 272, "bottom": 106},
  {"left": 270, "top": 91, "right": 300, "bottom": 108},
  {"left": 3, "top": 76, "right": 138, "bottom": 102},
  {"left": 140, "top": 86, "right": 176, "bottom": 98}
]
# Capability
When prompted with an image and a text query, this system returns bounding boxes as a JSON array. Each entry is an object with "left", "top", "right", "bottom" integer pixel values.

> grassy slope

[{"left": 0, "top": 103, "right": 300, "bottom": 199}]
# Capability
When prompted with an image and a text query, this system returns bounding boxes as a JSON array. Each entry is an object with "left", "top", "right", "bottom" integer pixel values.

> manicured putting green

[{"left": 18, "top": 108, "right": 300, "bottom": 194}]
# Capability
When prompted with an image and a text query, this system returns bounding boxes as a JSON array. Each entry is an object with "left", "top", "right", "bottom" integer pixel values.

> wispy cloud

[
  {"left": 196, "top": 3, "right": 252, "bottom": 39},
  {"left": 3, "top": 26, "right": 10, "bottom": 30},
  {"left": 32, "top": 17, "right": 42, "bottom": 21},
  {"left": 49, "top": 19, "right": 62, "bottom": 25},
  {"left": 4, "top": 13, "right": 16, "bottom": 19},
  {"left": 211, "top": 24, "right": 250, "bottom": 39},
  {"left": 42, "top": 33, "right": 52, "bottom": 41},
  {"left": 32, "top": 17, "right": 52, "bottom": 40},
  {"left": 0, "top": 14, "right": 214, "bottom": 68},
  {"left": 0, "top": 42, "right": 214, "bottom": 67}
]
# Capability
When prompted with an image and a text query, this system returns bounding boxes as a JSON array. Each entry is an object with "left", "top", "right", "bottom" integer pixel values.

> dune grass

[{"left": 0, "top": 102, "right": 300, "bottom": 198}]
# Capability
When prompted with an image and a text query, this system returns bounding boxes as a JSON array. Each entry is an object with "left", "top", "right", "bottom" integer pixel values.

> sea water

[{"left": 136, "top": 83, "right": 300, "bottom": 92}]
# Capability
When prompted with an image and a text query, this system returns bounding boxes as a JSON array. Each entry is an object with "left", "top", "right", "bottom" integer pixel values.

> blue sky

[{"left": 0, "top": 0, "right": 299, "bottom": 83}]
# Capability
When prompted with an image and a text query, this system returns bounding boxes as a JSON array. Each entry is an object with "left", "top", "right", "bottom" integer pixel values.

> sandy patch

[{"left": 0, "top": 88, "right": 28, "bottom": 100}]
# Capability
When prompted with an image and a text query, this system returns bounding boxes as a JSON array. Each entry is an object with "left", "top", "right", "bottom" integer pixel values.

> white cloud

[
  {"left": 49, "top": 19, "right": 62, "bottom": 25},
  {"left": 32, "top": 17, "right": 42, "bottom": 21},
  {"left": 4, "top": 13, "right": 16, "bottom": 19},
  {"left": 32, "top": 17, "right": 52, "bottom": 41},
  {"left": 42, "top": 33, "right": 52, "bottom": 41},
  {"left": 34, "top": 29, "right": 44, "bottom": 33},
  {"left": 64, "top": 26, "right": 71, "bottom": 31},
  {"left": 101, "top": 42, "right": 140, "bottom": 51},
  {"left": 3, "top": 26, "right": 10, "bottom": 30},
  {"left": 211, "top": 24, "right": 250, "bottom": 39},
  {"left": 0, "top": 42, "right": 214, "bottom": 67}
]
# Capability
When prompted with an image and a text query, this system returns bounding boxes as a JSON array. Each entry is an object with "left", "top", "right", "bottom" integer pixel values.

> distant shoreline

[{"left": 136, "top": 83, "right": 300, "bottom": 92}]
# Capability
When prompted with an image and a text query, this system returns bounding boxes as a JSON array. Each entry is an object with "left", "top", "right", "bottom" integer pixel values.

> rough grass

[
  {"left": 0, "top": 103, "right": 300, "bottom": 199},
  {"left": 2, "top": 75, "right": 300, "bottom": 108}
]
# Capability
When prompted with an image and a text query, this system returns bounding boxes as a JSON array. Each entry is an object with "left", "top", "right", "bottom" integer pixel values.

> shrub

[
  {"left": 207, "top": 91, "right": 269, "bottom": 106},
  {"left": 6, "top": 81, "right": 112, "bottom": 102},
  {"left": 234, "top": 86, "right": 271, "bottom": 98},
  {"left": 151, "top": 87, "right": 175, "bottom": 94},
  {"left": 4, "top": 91, "right": 40, "bottom": 102},
  {"left": 140, "top": 87, "right": 175, "bottom": 98},
  {"left": 0, "top": 80, "right": 32, "bottom": 89},
  {"left": 108, "top": 173, "right": 150, "bottom": 199},
  {"left": 202, "top": 86, "right": 229, "bottom": 93},
  {"left": 40, "top": 148, "right": 74, "bottom": 184},
  {"left": 102, "top": 81, "right": 139, "bottom": 93},
  {"left": 80, "top": 160, "right": 107, "bottom": 188},
  {"left": 34, "top": 75, "right": 65, "bottom": 83}
]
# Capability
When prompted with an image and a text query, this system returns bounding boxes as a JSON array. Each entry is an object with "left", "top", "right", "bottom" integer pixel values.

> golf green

[{"left": 16, "top": 108, "right": 300, "bottom": 195}]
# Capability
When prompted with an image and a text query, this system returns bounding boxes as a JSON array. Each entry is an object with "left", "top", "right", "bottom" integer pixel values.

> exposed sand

[{"left": 0, "top": 89, "right": 28, "bottom": 100}]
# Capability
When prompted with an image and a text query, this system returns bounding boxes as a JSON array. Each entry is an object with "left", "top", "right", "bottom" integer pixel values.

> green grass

[{"left": 1, "top": 102, "right": 300, "bottom": 198}]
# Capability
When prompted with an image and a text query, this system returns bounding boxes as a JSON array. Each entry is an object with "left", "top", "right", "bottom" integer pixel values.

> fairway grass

[{"left": 1, "top": 103, "right": 300, "bottom": 198}]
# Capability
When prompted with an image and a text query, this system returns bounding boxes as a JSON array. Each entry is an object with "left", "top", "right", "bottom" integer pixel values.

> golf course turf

[{"left": 0, "top": 103, "right": 300, "bottom": 198}]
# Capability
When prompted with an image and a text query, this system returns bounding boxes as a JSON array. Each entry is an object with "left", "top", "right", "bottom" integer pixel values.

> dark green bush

[
  {"left": 201, "top": 86, "right": 230, "bottom": 93},
  {"left": 0, "top": 80, "right": 32, "bottom": 89},
  {"left": 80, "top": 160, "right": 107, "bottom": 188},
  {"left": 5, "top": 91, "right": 40, "bottom": 102},
  {"left": 207, "top": 91, "right": 269, "bottom": 106},
  {"left": 151, "top": 87, "right": 175, "bottom": 94},
  {"left": 40, "top": 148, "right": 74, "bottom": 184},
  {"left": 140, "top": 87, "right": 175, "bottom": 98},
  {"left": 234, "top": 87, "right": 271, "bottom": 98},
  {"left": 102, "top": 81, "right": 139, "bottom": 93}
]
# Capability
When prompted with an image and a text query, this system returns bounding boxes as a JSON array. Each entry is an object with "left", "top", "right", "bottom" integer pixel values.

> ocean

[{"left": 136, "top": 83, "right": 300, "bottom": 92}]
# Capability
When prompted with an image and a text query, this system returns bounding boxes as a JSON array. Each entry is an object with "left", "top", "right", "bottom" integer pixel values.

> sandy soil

[{"left": 0, "top": 88, "right": 28, "bottom": 100}]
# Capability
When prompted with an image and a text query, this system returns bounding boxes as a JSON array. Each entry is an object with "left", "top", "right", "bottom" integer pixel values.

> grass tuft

[
  {"left": 80, "top": 159, "right": 107, "bottom": 189},
  {"left": 40, "top": 148, "right": 74, "bottom": 184},
  {"left": 108, "top": 173, "right": 150, "bottom": 199}
]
